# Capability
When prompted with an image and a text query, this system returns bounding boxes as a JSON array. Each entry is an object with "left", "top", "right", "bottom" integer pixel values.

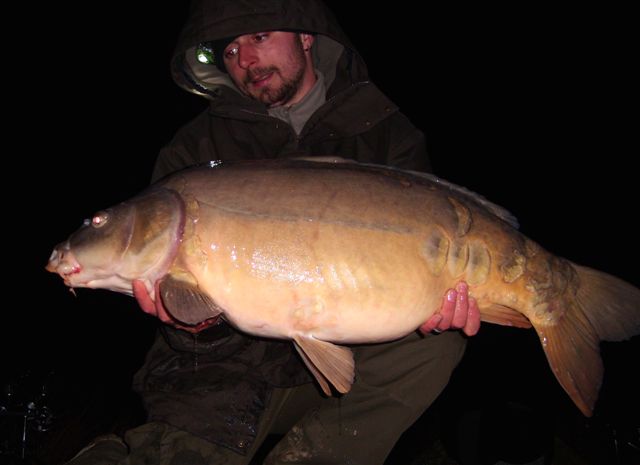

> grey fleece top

[{"left": 268, "top": 71, "right": 327, "bottom": 135}]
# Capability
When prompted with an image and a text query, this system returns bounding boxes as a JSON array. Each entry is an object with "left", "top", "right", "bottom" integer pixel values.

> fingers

[
  {"left": 450, "top": 282, "right": 470, "bottom": 328},
  {"left": 132, "top": 280, "right": 157, "bottom": 315},
  {"left": 462, "top": 296, "right": 481, "bottom": 336},
  {"left": 438, "top": 288, "right": 457, "bottom": 329},
  {"left": 418, "top": 313, "right": 443, "bottom": 334},
  {"left": 420, "top": 281, "right": 482, "bottom": 336},
  {"left": 132, "top": 279, "right": 176, "bottom": 325},
  {"left": 132, "top": 279, "right": 199, "bottom": 332},
  {"left": 418, "top": 288, "right": 455, "bottom": 334}
]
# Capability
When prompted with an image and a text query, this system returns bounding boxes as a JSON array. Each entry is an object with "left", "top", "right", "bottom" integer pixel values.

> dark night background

[{"left": 3, "top": 3, "right": 638, "bottom": 464}]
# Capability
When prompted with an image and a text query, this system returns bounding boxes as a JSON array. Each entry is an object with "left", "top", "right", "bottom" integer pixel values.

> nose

[{"left": 237, "top": 45, "right": 258, "bottom": 70}]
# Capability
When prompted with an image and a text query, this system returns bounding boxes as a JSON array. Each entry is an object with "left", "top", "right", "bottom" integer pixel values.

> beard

[
  {"left": 246, "top": 65, "right": 305, "bottom": 107},
  {"left": 243, "top": 40, "right": 307, "bottom": 107}
]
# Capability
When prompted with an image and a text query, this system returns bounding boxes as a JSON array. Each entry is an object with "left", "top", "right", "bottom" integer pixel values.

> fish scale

[{"left": 46, "top": 158, "right": 640, "bottom": 417}]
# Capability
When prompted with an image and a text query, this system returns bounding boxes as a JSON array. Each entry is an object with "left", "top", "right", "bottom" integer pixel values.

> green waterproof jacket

[
  {"left": 151, "top": 0, "right": 430, "bottom": 182},
  {"left": 134, "top": 0, "right": 431, "bottom": 455}
]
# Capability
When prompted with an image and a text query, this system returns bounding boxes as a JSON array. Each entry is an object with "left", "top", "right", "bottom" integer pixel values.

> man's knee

[{"left": 65, "top": 434, "right": 127, "bottom": 465}]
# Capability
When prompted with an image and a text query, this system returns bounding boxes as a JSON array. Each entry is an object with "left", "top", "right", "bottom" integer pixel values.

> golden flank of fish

[{"left": 46, "top": 158, "right": 640, "bottom": 416}]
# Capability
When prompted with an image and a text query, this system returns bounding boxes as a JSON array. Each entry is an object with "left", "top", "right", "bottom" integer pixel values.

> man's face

[{"left": 222, "top": 31, "right": 314, "bottom": 108}]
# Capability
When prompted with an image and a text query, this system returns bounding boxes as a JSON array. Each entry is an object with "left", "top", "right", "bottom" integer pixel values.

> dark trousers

[{"left": 67, "top": 331, "right": 465, "bottom": 465}]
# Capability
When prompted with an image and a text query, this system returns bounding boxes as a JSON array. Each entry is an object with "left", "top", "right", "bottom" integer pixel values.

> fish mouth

[{"left": 46, "top": 246, "right": 82, "bottom": 283}]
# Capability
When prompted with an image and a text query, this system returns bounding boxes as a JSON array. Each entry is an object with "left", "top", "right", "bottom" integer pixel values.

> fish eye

[{"left": 91, "top": 211, "right": 109, "bottom": 228}]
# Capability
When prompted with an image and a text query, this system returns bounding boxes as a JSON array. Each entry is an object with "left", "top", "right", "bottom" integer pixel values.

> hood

[{"left": 171, "top": 0, "right": 369, "bottom": 104}]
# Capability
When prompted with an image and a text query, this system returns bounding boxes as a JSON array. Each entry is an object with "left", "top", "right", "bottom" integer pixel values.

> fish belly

[{"left": 189, "top": 211, "right": 445, "bottom": 343}]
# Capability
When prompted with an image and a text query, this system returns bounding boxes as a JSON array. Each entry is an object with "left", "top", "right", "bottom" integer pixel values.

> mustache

[{"left": 245, "top": 66, "right": 278, "bottom": 84}]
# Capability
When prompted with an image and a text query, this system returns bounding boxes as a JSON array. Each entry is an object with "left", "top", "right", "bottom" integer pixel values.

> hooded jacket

[
  {"left": 134, "top": 0, "right": 431, "bottom": 455},
  {"left": 151, "top": 0, "right": 430, "bottom": 182}
]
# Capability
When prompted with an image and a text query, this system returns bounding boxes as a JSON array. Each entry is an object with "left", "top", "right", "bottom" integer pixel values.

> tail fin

[
  {"left": 574, "top": 265, "right": 640, "bottom": 341},
  {"left": 535, "top": 264, "right": 640, "bottom": 416}
]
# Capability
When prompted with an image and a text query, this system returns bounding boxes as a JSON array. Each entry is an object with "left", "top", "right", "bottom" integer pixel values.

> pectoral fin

[
  {"left": 158, "top": 273, "right": 223, "bottom": 325},
  {"left": 293, "top": 334, "right": 355, "bottom": 395},
  {"left": 480, "top": 303, "right": 532, "bottom": 328}
]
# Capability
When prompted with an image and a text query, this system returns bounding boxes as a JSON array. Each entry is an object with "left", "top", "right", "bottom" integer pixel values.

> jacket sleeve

[
  {"left": 150, "top": 111, "right": 221, "bottom": 183},
  {"left": 384, "top": 112, "right": 432, "bottom": 173},
  {"left": 151, "top": 145, "right": 198, "bottom": 183}
]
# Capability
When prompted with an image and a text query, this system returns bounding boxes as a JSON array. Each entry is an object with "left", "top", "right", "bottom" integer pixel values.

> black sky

[{"left": 5, "top": 2, "right": 637, "bottom": 432}]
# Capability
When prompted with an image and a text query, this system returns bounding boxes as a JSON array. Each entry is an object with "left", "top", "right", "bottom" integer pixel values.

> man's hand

[
  {"left": 419, "top": 282, "right": 480, "bottom": 336},
  {"left": 132, "top": 280, "right": 203, "bottom": 333}
]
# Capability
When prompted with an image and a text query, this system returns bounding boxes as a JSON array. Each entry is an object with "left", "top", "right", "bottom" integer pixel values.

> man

[{"left": 68, "top": 1, "right": 480, "bottom": 464}]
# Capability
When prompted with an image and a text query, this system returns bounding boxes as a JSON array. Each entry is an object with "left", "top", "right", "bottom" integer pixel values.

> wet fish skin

[{"left": 46, "top": 159, "right": 640, "bottom": 416}]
